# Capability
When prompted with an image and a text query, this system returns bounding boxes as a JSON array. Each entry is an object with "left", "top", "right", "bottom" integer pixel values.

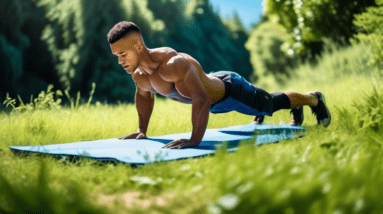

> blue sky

[{"left": 209, "top": 0, "right": 264, "bottom": 30}]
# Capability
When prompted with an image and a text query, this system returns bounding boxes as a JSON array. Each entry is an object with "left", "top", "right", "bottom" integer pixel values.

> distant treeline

[
  {"left": 0, "top": 0, "right": 252, "bottom": 104},
  {"left": 1, "top": 0, "right": 380, "bottom": 106}
]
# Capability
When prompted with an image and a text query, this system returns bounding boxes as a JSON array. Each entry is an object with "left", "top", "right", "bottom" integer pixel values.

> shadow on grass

[{"left": 0, "top": 160, "right": 110, "bottom": 214}]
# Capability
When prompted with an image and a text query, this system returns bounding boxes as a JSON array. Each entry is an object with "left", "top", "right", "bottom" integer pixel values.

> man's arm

[
  {"left": 188, "top": 72, "right": 210, "bottom": 144},
  {"left": 162, "top": 56, "right": 210, "bottom": 148},
  {"left": 136, "top": 87, "right": 154, "bottom": 134},
  {"left": 119, "top": 86, "right": 154, "bottom": 139}
]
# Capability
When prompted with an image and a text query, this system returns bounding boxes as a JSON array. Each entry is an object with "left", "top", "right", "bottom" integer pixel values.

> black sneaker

[
  {"left": 253, "top": 115, "right": 264, "bottom": 124},
  {"left": 309, "top": 91, "right": 331, "bottom": 127},
  {"left": 290, "top": 107, "right": 304, "bottom": 126}
]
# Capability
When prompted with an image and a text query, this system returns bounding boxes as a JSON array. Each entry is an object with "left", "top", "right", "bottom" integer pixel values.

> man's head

[{"left": 108, "top": 21, "right": 144, "bottom": 74}]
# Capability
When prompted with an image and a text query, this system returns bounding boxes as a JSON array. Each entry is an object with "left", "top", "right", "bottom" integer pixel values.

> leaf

[{"left": 216, "top": 193, "right": 240, "bottom": 210}]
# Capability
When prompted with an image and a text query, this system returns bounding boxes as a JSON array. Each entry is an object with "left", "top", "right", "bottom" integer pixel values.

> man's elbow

[{"left": 194, "top": 93, "right": 211, "bottom": 107}]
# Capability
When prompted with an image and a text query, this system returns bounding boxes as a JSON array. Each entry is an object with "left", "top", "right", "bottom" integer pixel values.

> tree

[
  {"left": 147, "top": 0, "right": 189, "bottom": 51},
  {"left": 264, "top": 0, "right": 377, "bottom": 56},
  {"left": 223, "top": 10, "right": 248, "bottom": 38},
  {"left": 354, "top": 0, "right": 383, "bottom": 73},
  {"left": 1, "top": 0, "right": 254, "bottom": 105},
  {"left": 148, "top": 0, "right": 253, "bottom": 80},
  {"left": 0, "top": 0, "right": 30, "bottom": 101},
  {"left": 245, "top": 21, "right": 297, "bottom": 87},
  {"left": 33, "top": 0, "right": 166, "bottom": 102}
]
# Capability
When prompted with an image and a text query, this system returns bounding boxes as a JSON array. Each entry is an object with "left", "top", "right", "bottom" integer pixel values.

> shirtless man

[{"left": 107, "top": 21, "right": 331, "bottom": 149}]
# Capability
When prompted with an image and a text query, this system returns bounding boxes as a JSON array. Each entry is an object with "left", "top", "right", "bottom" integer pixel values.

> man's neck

[{"left": 137, "top": 48, "right": 158, "bottom": 75}]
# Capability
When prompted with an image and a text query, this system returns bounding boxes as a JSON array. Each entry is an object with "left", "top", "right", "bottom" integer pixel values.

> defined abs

[{"left": 166, "top": 88, "right": 192, "bottom": 104}]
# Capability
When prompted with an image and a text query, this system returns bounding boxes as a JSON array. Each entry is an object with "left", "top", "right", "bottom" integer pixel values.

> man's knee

[
  {"left": 271, "top": 92, "right": 291, "bottom": 112},
  {"left": 284, "top": 91, "right": 296, "bottom": 97}
]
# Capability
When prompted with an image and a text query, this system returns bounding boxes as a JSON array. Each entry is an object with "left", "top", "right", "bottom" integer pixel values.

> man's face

[{"left": 110, "top": 36, "right": 139, "bottom": 74}]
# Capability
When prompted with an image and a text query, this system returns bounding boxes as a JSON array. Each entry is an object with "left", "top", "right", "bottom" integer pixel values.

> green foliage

[
  {"left": 0, "top": 161, "right": 109, "bottom": 214},
  {"left": 205, "top": 137, "right": 383, "bottom": 214},
  {"left": 0, "top": 0, "right": 30, "bottom": 97},
  {"left": 36, "top": 0, "right": 84, "bottom": 89},
  {"left": 148, "top": 0, "right": 253, "bottom": 79},
  {"left": 119, "top": 0, "right": 166, "bottom": 45},
  {"left": 148, "top": 0, "right": 189, "bottom": 48},
  {"left": 264, "top": 0, "right": 376, "bottom": 55},
  {"left": 3, "top": 3, "right": 383, "bottom": 213},
  {"left": 1, "top": 43, "right": 383, "bottom": 213},
  {"left": 0, "top": 35, "right": 26, "bottom": 91},
  {"left": 223, "top": 11, "right": 248, "bottom": 38},
  {"left": 3, "top": 94, "right": 16, "bottom": 109},
  {"left": 188, "top": 0, "right": 252, "bottom": 77},
  {"left": 354, "top": 0, "right": 383, "bottom": 73},
  {"left": 286, "top": 43, "right": 374, "bottom": 91},
  {"left": 3, "top": 85, "right": 62, "bottom": 113},
  {"left": 3, "top": 83, "right": 96, "bottom": 113},
  {"left": 1, "top": 0, "right": 253, "bottom": 104},
  {"left": 33, "top": 0, "right": 165, "bottom": 102},
  {"left": 354, "top": 86, "right": 383, "bottom": 136},
  {"left": 245, "top": 21, "right": 297, "bottom": 86}
]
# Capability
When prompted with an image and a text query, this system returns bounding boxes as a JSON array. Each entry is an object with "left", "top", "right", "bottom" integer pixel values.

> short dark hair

[{"left": 107, "top": 21, "right": 141, "bottom": 44}]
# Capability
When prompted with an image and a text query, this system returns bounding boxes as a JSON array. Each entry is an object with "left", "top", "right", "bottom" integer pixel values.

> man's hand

[
  {"left": 119, "top": 131, "right": 147, "bottom": 140},
  {"left": 162, "top": 139, "right": 200, "bottom": 149}
]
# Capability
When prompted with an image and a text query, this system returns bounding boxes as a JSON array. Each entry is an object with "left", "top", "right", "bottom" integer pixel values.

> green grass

[{"left": 1, "top": 43, "right": 383, "bottom": 213}]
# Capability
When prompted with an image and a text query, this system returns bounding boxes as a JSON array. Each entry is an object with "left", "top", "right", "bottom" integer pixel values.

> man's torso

[{"left": 132, "top": 47, "right": 225, "bottom": 104}]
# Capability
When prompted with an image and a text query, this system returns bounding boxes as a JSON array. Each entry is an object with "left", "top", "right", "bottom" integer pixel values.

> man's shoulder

[{"left": 151, "top": 47, "right": 178, "bottom": 61}]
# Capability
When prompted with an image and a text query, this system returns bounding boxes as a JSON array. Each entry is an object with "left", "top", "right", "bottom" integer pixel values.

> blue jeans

[{"left": 209, "top": 71, "right": 274, "bottom": 116}]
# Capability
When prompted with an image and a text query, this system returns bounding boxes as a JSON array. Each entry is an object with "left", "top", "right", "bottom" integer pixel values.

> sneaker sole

[
  {"left": 290, "top": 107, "right": 304, "bottom": 126},
  {"left": 316, "top": 91, "right": 331, "bottom": 127}
]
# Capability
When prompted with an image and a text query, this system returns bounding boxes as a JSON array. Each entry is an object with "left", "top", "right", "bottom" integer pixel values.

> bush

[
  {"left": 264, "top": 0, "right": 376, "bottom": 56},
  {"left": 292, "top": 43, "right": 373, "bottom": 85},
  {"left": 245, "top": 21, "right": 298, "bottom": 86},
  {"left": 355, "top": 86, "right": 383, "bottom": 137},
  {"left": 354, "top": 0, "right": 383, "bottom": 74}
]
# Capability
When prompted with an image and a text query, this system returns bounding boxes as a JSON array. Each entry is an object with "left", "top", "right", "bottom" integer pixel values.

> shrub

[
  {"left": 245, "top": 21, "right": 298, "bottom": 86},
  {"left": 264, "top": 0, "right": 376, "bottom": 55},
  {"left": 354, "top": 0, "right": 383, "bottom": 74}
]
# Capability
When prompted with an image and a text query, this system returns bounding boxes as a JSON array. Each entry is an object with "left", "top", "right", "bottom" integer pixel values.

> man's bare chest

[{"left": 133, "top": 69, "right": 192, "bottom": 104}]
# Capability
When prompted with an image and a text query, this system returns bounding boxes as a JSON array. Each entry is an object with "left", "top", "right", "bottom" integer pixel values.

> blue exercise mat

[{"left": 9, "top": 124, "right": 305, "bottom": 165}]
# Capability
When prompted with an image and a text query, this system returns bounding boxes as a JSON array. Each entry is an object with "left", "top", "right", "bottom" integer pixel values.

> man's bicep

[
  {"left": 163, "top": 55, "right": 208, "bottom": 100},
  {"left": 161, "top": 55, "right": 190, "bottom": 82},
  {"left": 183, "top": 69, "right": 209, "bottom": 101}
]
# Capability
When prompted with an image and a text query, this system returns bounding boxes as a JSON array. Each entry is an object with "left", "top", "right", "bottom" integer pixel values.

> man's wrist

[
  {"left": 189, "top": 137, "right": 201, "bottom": 145},
  {"left": 138, "top": 128, "right": 147, "bottom": 134}
]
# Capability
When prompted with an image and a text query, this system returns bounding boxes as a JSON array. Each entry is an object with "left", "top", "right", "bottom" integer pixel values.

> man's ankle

[{"left": 307, "top": 93, "right": 319, "bottom": 107}]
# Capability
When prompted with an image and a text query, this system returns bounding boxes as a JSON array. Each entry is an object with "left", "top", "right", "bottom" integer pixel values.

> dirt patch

[{"left": 98, "top": 191, "right": 176, "bottom": 210}]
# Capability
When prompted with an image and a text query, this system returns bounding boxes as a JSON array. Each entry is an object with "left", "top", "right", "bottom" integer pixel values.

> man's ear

[{"left": 135, "top": 41, "right": 143, "bottom": 53}]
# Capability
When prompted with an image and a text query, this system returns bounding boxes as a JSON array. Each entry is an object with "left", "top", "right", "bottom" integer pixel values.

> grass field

[{"left": 1, "top": 43, "right": 383, "bottom": 213}]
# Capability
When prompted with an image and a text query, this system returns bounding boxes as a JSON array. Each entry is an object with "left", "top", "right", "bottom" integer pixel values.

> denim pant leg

[{"left": 210, "top": 71, "right": 274, "bottom": 116}]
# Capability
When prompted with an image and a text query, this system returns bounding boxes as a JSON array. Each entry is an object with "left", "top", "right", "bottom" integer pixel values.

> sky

[{"left": 209, "top": 0, "right": 264, "bottom": 30}]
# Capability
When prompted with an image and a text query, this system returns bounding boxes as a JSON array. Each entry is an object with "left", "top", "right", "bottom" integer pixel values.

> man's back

[{"left": 131, "top": 47, "right": 225, "bottom": 104}]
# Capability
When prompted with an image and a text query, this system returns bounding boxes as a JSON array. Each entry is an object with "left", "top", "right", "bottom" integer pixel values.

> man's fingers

[
  {"left": 162, "top": 144, "right": 174, "bottom": 149},
  {"left": 136, "top": 133, "right": 146, "bottom": 139},
  {"left": 120, "top": 135, "right": 131, "bottom": 140},
  {"left": 167, "top": 143, "right": 190, "bottom": 149},
  {"left": 162, "top": 141, "right": 181, "bottom": 149},
  {"left": 118, "top": 136, "right": 128, "bottom": 140},
  {"left": 162, "top": 140, "right": 191, "bottom": 149},
  {"left": 168, "top": 145, "right": 183, "bottom": 149},
  {"left": 119, "top": 133, "right": 137, "bottom": 140}
]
